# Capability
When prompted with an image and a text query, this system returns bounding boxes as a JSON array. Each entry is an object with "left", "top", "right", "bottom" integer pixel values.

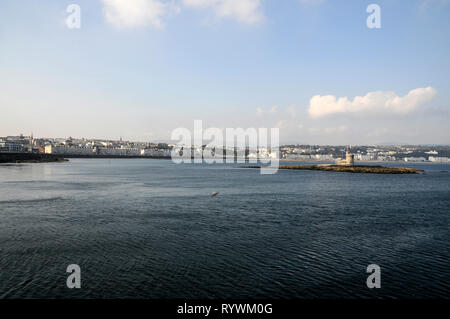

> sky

[{"left": 0, "top": 0, "right": 449, "bottom": 145}]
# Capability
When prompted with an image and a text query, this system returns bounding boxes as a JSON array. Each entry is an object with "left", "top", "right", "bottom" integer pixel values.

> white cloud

[
  {"left": 182, "top": 0, "right": 263, "bottom": 24},
  {"left": 275, "top": 120, "right": 287, "bottom": 129},
  {"left": 286, "top": 105, "right": 297, "bottom": 118},
  {"left": 308, "top": 87, "right": 437, "bottom": 118},
  {"left": 256, "top": 105, "right": 278, "bottom": 117},
  {"left": 102, "top": 0, "right": 178, "bottom": 28},
  {"left": 324, "top": 125, "right": 348, "bottom": 134},
  {"left": 305, "top": 125, "right": 348, "bottom": 135}
]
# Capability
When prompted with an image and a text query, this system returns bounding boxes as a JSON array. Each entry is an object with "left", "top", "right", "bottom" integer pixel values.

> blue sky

[{"left": 1, "top": 0, "right": 449, "bottom": 144}]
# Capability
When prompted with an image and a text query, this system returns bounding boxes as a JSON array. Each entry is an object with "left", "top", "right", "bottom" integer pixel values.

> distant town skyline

[
  {"left": 2, "top": 132, "right": 450, "bottom": 147},
  {"left": 1, "top": 0, "right": 449, "bottom": 144},
  {"left": 2, "top": 132, "right": 450, "bottom": 164}
]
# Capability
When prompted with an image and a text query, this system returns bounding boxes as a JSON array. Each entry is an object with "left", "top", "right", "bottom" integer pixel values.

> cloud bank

[
  {"left": 256, "top": 105, "right": 278, "bottom": 117},
  {"left": 101, "top": 0, "right": 263, "bottom": 28},
  {"left": 308, "top": 87, "right": 437, "bottom": 118},
  {"left": 182, "top": 0, "right": 263, "bottom": 24},
  {"left": 101, "top": 0, "right": 178, "bottom": 28}
]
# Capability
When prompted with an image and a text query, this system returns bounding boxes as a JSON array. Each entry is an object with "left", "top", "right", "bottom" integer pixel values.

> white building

[
  {"left": 313, "top": 154, "right": 334, "bottom": 161},
  {"left": 429, "top": 156, "right": 450, "bottom": 163},
  {"left": 403, "top": 157, "right": 427, "bottom": 162},
  {"left": 141, "top": 149, "right": 171, "bottom": 157},
  {"left": 356, "top": 154, "right": 374, "bottom": 161},
  {"left": 45, "top": 145, "right": 94, "bottom": 155},
  {"left": 283, "top": 154, "right": 311, "bottom": 161}
]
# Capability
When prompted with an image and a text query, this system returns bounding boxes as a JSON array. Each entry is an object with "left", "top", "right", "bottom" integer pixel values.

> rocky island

[
  {"left": 242, "top": 152, "right": 424, "bottom": 174},
  {"left": 241, "top": 164, "right": 423, "bottom": 174},
  {"left": 281, "top": 164, "right": 422, "bottom": 174}
]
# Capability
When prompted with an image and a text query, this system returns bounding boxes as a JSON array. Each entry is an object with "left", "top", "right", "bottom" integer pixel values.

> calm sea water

[{"left": 0, "top": 159, "right": 448, "bottom": 299}]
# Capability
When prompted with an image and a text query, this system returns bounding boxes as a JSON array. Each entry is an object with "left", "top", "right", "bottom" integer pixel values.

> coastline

[
  {"left": 0, "top": 153, "right": 68, "bottom": 163},
  {"left": 0, "top": 152, "right": 173, "bottom": 164},
  {"left": 0, "top": 152, "right": 68, "bottom": 164}
]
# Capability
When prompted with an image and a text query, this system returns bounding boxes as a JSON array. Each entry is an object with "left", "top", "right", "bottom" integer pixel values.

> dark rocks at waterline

[
  {"left": 0, "top": 152, "right": 68, "bottom": 164},
  {"left": 240, "top": 164, "right": 423, "bottom": 174}
]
